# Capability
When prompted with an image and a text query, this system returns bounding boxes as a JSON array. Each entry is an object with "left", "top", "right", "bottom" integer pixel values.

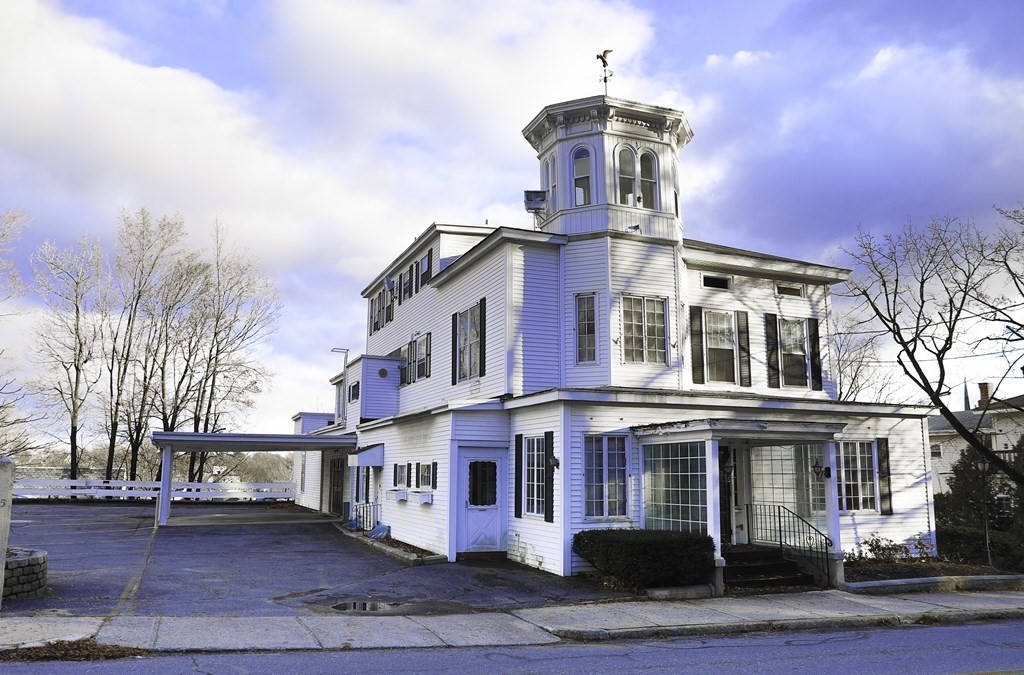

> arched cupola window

[
  {"left": 573, "top": 147, "right": 591, "bottom": 207},
  {"left": 549, "top": 154, "right": 557, "bottom": 211},
  {"left": 617, "top": 148, "right": 635, "bottom": 206},
  {"left": 639, "top": 152, "right": 657, "bottom": 209}
]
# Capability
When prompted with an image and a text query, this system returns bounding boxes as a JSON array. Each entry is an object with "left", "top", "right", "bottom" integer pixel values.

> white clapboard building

[{"left": 291, "top": 94, "right": 936, "bottom": 590}]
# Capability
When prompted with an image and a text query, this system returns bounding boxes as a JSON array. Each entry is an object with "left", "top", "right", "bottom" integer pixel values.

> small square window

[
  {"left": 776, "top": 284, "right": 804, "bottom": 298},
  {"left": 702, "top": 275, "right": 730, "bottom": 290}
]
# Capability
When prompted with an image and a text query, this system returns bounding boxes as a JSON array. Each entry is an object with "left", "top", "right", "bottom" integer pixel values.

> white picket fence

[{"left": 13, "top": 479, "right": 294, "bottom": 501}]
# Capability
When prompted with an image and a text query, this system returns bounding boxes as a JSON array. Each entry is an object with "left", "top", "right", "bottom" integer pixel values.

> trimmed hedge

[{"left": 572, "top": 528, "right": 715, "bottom": 588}]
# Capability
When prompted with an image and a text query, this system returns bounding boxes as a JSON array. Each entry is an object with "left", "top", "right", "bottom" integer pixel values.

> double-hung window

[
  {"left": 391, "top": 333, "right": 431, "bottom": 386},
  {"left": 617, "top": 149, "right": 658, "bottom": 209},
  {"left": 584, "top": 435, "right": 627, "bottom": 518},
  {"left": 576, "top": 294, "right": 596, "bottom": 363},
  {"left": 622, "top": 295, "right": 666, "bottom": 364},
  {"left": 779, "top": 318, "right": 808, "bottom": 387},
  {"left": 837, "top": 441, "right": 876, "bottom": 511},
  {"left": 348, "top": 381, "right": 360, "bottom": 402},
  {"left": 705, "top": 310, "right": 736, "bottom": 382},
  {"left": 524, "top": 436, "right": 546, "bottom": 516},
  {"left": 453, "top": 299, "right": 485, "bottom": 384}
]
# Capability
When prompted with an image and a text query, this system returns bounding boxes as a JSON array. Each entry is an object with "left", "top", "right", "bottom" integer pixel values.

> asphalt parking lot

[{"left": 5, "top": 502, "right": 626, "bottom": 618}]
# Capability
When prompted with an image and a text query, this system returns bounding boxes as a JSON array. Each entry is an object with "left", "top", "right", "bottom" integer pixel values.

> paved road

[
  {"left": 5, "top": 502, "right": 628, "bottom": 617},
  {"left": 4, "top": 619, "right": 1024, "bottom": 673}
]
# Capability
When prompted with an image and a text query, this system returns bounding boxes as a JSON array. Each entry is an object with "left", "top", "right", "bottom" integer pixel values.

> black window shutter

[
  {"left": 514, "top": 434, "right": 523, "bottom": 518},
  {"left": 690, "top": 305, "right": 705, "bottom": 384},
  {"left": 431, "top": 461, "right": 437, "bottom": 490},
  {"left": 765, "top": 313, "right": 780, "bottom": 388},
  {"left": 808, "top": 318, "right": 823, "bottom": 391},
  {"left": 393, "top": 463, "right": 398, "bottom": 487},
  {"left": 425, "top": 333, "right": 432, "bottom": 378},
  {"left": 736, "top": 311, "right": 751, "bottom": 387},
  {"left": 877, "top": 438, "right": 893, "bottom": 515},
  {"left": 451, "top": 312, "right": 459, "bottom": 385},
  {"left": 364, "top": 469, "right": 370, "bottom": 504},
  {"left": 426, "top": 248, "right": 433, "bottom": 282},
  {"left": 415, "top": 462, "right": 421, "bottom": 488},
  {"left": 397, "top": 274, "right": 403, "bottom": 306},
  {"left": 406, "top": 462, "right": 412, "bottom": 488},
  {"left": 478, "top": 298, "right": 486, "bottom": 377},
  {"left": 543, "top": 431, "right": 555, "bottom": 523},
  {"left": 415, "top": 261, "right": 420, "bottom": 292}
]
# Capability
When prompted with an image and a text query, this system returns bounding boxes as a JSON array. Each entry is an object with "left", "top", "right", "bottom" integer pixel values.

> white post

[
  {"left": 0, "top": 457, "right": 14, "bottom": 609},
  {"left": 156, "top": 446, "right": 173, "bottom": 527}
]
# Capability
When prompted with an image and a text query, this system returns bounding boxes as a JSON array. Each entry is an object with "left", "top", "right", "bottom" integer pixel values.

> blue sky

[{"left": 1, "top": 0, "right": 1022, "bottom": 432}]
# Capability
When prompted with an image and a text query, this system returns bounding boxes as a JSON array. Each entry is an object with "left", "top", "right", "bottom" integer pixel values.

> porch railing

[
  {"left": 746, "top": 503, "right": 833, "bottom": 587},
  {"left": 350, "top": 502, "right": 381, "bottom": 531}
]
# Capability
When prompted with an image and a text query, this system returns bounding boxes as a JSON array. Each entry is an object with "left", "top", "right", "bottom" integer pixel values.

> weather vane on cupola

[{"left": 596, "top": 49, "right": 613, "bottom": 95}]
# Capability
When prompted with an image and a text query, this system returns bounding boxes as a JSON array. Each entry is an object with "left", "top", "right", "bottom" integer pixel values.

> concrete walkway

[{"left": 3, "top": 587, "right": 1024, "bottom": 652}]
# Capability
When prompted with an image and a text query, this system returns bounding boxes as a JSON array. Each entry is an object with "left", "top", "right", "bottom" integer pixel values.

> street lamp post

[{"left": 974, "top": 455, "right": 993, "bottom": 567}]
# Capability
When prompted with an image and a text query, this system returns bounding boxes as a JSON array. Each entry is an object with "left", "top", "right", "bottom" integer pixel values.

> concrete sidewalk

[{"left": 3, "top": 588, "right": 1024, "bottom": 653}]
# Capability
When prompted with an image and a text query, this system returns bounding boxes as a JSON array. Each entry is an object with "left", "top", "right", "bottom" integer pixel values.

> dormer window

[{"left": 573, "top": 147, "right": 591, "bottom": 207}]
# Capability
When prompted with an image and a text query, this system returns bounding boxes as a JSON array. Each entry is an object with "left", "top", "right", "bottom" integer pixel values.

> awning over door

[{"left": 349, "top": 443, "right": 383, "bottom": 467}]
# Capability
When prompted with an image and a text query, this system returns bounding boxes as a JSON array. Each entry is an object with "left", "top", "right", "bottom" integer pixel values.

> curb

[
  {"left": 845, "top": 575, "right": 1024, "bottom": 595},
  {"left": 547, "top": 607, "right": 1024, "bottom": 642},
  {"left": 331, "top": 523, "right": 448, "bottom": 567}
]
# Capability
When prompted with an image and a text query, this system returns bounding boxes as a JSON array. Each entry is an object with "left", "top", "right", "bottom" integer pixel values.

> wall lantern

[{"left": 811, "top": 459, "right": 831, "bottom": 480}]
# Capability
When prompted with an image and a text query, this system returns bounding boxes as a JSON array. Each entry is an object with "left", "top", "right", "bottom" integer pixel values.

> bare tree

[
  {"left": 98, "top": 209, "right": 186, "bottom": 480},
  {"left": 187, "top": 225, "right": 280, "bottom": 481},
  {"left": 843, "top": 213, "right": 1024, "bottom": 487},
  {"left": 827, "top": 302, "right": 903, "bottom": 403},
  {"left": 0, "top": 210, "right": 37, "bottom": 457},
  {"left": 32, "top": 237, "right": 104, "bottom": 478}
]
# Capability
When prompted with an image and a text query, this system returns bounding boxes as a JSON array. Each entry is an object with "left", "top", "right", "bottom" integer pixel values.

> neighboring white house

[
  {"left": 929, "top": 383, "right": 1024, "bottom": 494},
  {"left": 292, "top": 94, "right": 936, "bottom": 590}
]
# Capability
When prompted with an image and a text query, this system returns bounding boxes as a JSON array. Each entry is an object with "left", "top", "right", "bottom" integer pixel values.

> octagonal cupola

[{"left": 522, "top": 95, "right": 693, "bottom": 240}]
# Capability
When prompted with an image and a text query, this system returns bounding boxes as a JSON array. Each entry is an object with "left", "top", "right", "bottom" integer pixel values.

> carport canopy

[{"left": 150, "top": 431, "right": 356, "bottom": 527}]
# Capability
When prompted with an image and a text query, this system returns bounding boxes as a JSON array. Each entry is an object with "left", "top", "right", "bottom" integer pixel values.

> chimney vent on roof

[{"left": 978, "top": 382, "right": 992, "bottom": 409}]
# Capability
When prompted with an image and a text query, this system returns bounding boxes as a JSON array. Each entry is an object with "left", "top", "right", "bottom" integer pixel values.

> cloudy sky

[{"left": 1, "top": 0, "right": 1023, "bottom": 433}]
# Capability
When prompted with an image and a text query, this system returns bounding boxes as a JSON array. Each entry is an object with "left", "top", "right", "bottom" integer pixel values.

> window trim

[
  {"left": 701, "top": 274, "right": 731, "bottom": 290},
  {"left": 639, "top": 151, "right": 657, "bottom": 210},
  {"left": 524, "top": 435, "right": 546, "bottom": 517},
  {"left": 572, "top": 146, "right": 592, "bottom": 207},
  {"left": 347, "top": 381, "right": 360, "bottom": 402},
  {"left": 621, "top": 294, "right": 668, "bottom": 365},
  {"left": 453, "top": 299, "right": 486, "bottom": 384},
  {"left": 584, "top": 434, "right": 629, "bottom": 519},
  {"left": 776, "top": 283, "right": 805, "bottom": 298},
  {"left": 837, "top": 440, "right": 878, "bottom": 513},
  {"left": 703, "top": 309, "right": 738, "bottom": 384},
  {"left": 575, "top": 293, "right": 597, "bottom": 364}
]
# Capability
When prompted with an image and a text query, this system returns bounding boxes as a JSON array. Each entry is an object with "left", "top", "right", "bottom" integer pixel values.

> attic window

[
  {"left": 702, "top": 275, "right": 731, "bottom": 290},
  {"left": 776, "top": 284, "right": 804, "bottom": 298}
]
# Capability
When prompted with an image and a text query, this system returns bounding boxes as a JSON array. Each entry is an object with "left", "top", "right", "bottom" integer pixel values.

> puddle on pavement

[
  {"left": 333, "top": 601, "right": 404, "bottom": 613},
  {"left": 320, "top": 597, "right": 477, "bottom": 616}
]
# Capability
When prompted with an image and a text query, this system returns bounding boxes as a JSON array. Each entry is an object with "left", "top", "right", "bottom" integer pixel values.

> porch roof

[
  {"left": 632, "top": 418, "right": 846, "bottom": 442},
  {"left": 350, "top": 443, "right": 383, "bottom": 467},
  {"left": 151, "top": 431, "right": 357, "bottom": 453}
]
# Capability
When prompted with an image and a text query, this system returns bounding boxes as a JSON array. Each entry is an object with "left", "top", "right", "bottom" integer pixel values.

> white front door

[{"left": 457, "top": 450, "right": 506, "bottom": 553}]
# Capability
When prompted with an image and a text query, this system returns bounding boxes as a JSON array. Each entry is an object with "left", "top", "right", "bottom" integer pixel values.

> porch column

[
  {"left": 824, "top": 440, "right": 845, "bottom": 587},
  {"left": 705, "top": 438, "right": 722, "bottom": 557},
  {"left": 155, "top": 446, "right": 173, "bottom": 527}
]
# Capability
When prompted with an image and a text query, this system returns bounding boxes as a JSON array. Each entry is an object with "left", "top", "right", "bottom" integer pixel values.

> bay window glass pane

[
  {"left": 573, "top": 148, "right": 591, "bottom": 206},
  {"left": 622, "top": 296, "right": 645, "bottom": 362},
  {"left": 644, "top": 298, "right": 666, "bottom": 363},
  {"left": 576, "top": 294, "right": 596, "bottom": 363},
  {"left": 640, "top": 153, "right": 656, "bottom": 208}
]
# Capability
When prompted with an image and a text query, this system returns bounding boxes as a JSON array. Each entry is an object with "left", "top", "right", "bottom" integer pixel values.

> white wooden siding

[
  {"left": 507, "top": 403, "right": 564, "bottom": 575},
  {"left": 360, "top": 415, "right": 452, "bottom": 556},
  {"left": 609, "top": 238, "right": 682, "bottom": 389},
  {"left": 511, "top": 244, "right": 561, "bottom": 395},
  {"left": 359, "top": 355, "right": 401, "bottom": 420},
  {"left": 683, "top": 266, "right": 836, "bottom": 398},
  {"left": 293, "top": 450, "right": 322, "bottom": 510},
  {"left": 836, "top": 416, "right": 934, "bottom": 554},
  {"left": 563, "top": 238, "right": 612, "bottom": 387}
]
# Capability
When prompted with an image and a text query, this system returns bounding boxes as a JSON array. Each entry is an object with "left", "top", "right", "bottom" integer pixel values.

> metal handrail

[
  {"left": 350, "top": 502, "right": 381, "bottom": 531},
  {"left": 746, "top": 503, "right": 833, "bottom": 586}
]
